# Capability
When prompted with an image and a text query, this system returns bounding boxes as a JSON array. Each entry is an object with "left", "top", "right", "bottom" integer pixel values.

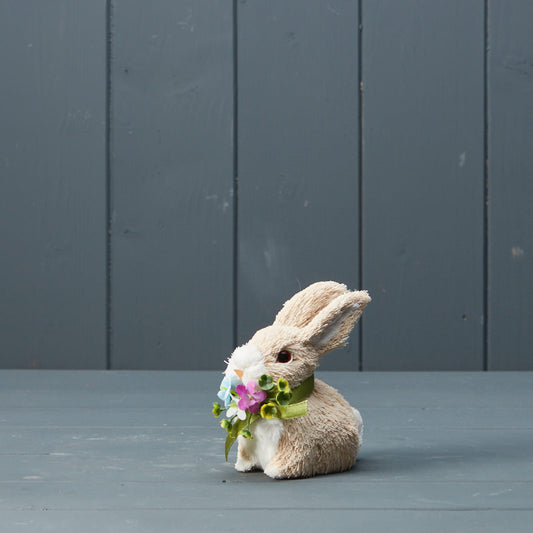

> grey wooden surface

[
  {"left": 487, "top": 0, "right": 533, "bottom": 370},
  {"left": 0, "top": 0, "right": 107, "bottom": 369},
  {"left": 1, "top": 1, "right": 532, "bottom": 370},
  {"left": 0, "top": 370, "right": 532, "bottom": 532}
]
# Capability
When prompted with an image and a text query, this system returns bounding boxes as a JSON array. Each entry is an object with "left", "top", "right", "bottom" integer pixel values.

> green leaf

[
  {"left": 258, "top": 374, "right": 275, "bottom": 391},
  {"left": 277, "top": 378, "right": 290, "bottom": 392},
  {"left": 276, "top": 390, "right": 292, "bottom": 406},
  {"left": 223, "top": 418, "right": 248, "bottom": 461},
  {"left": 225, "top": 433, "right": 237, "bottom": 461},
  {"left": 260, "top": 402, "right": 279, "bottom": 419},
  {"left": 232, "top": 419, "right": 247, "bottom": 436}
]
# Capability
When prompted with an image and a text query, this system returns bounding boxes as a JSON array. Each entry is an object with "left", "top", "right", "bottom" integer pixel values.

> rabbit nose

[{"left": 234, "top": 369, "right": 244, "bottom": 380}]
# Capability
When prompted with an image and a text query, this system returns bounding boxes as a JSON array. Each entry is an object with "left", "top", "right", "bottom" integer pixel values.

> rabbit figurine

[{"left": 219, "top": 281, "right": 370, "bottom": 479}]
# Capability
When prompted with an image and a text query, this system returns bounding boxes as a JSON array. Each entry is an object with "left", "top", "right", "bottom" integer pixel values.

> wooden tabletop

[{"left": 0, "top": 370, "right": 531, "bottom": 532}]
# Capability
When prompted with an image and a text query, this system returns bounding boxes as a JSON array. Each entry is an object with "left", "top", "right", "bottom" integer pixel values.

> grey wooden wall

[{"left": 0, "top": 0, "right": 531, "bottom": 371}]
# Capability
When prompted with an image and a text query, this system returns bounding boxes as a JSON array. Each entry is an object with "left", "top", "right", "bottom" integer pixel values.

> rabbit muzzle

[{"left": 225, "top": 344, "right": 267, "bottom": 385}]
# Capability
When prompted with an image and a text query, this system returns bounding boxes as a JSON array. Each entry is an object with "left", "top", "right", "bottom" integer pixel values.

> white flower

[{"left": 226, "top": 406, "right": 247, "bottom": 420}]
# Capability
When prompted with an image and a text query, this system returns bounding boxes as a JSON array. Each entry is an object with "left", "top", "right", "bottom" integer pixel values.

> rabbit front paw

[
  {"left": 235, "top": 457, "right": 257, "bottom": 472},
  {"left": 235, "top": 446, "right": 260, "bottom": 473}
]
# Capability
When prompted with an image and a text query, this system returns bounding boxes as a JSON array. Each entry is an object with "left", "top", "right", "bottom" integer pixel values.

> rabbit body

[
  {"left": 236, "top": 378, "right": 363, "bottom": 478},
  {"left": 223, "top": 281, "right": 370, "bottom": 479}
]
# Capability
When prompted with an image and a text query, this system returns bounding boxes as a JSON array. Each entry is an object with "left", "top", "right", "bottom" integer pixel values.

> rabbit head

[{"left": 224, "top": 282, "right": 371, "bottom": 388}]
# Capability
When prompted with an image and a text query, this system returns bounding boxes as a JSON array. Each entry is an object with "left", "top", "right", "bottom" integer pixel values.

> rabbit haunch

[{"left": 222, "top": 281, "right": 371, "bottom": 479}]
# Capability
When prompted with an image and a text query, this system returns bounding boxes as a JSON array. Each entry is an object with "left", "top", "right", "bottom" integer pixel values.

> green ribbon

[
  {"left": 224, "top": 374, "right": 314, "bottom": 461},
  {"left": 287, "top": 374, "right": 314, "bottom": 403}
]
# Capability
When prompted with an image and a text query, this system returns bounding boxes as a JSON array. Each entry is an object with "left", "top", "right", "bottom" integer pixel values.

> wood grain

[{"left": 0, "top": 370, "right": 531, "bottom": 532}]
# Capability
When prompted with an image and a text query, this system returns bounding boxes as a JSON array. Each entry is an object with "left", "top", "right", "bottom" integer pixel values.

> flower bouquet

[{"left": 212, "top": 373, "right": 313, "bottom": 460}]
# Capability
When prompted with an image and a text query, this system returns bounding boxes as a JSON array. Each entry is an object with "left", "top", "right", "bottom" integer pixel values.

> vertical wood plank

[
  {"left": 110, "top": 0, "right": 234, "bottom": 369},
  {"left": 237, "top": 0, "right": 360, "bottom": 370},
  {"left": 362, "top": 1, "right": 485, "bottom": 370},
  {"left": 488, "top": 1, "right": 533, "bottom": 370},
  {"left": 0, "top": 0, "right": 106, "bottom": 368}
]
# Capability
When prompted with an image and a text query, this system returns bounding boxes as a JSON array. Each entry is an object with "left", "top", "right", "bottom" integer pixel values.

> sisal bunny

[{"left": 216, "top": 281, "right": 371, "bottom": 479}]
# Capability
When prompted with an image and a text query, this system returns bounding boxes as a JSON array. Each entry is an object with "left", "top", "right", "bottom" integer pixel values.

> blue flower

[{"left": 217, "top": 374, "right": 240, "bottom": 408}]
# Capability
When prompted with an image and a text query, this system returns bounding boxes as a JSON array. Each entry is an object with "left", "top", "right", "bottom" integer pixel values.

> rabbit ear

[
  {"left": 273, "top": 281, "right": 349, "bottom": 328},
  {"left": 302, "top": 290, "right": 371, "bottom": 356}
]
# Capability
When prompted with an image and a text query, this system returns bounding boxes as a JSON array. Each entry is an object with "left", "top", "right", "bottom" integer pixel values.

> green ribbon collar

[{"left": 288, "top": 374, "right": 314, "bottom": 404}]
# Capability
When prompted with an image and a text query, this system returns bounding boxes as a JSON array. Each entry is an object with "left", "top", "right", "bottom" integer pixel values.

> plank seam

[
  {"left": 105, "top": 0, "right": 113, "bottom": 370},
  {"left": 358, "top": 0, "right": 364, "bottom": 372},
  {"left": 4, "top": 507, "right": 532, "bottom": 512},
  {"left": 232, "top": 0, "right": 239, "bottom": 349},
  {"left": 483, "top": 0, "right": 489, "bottom": 371}
]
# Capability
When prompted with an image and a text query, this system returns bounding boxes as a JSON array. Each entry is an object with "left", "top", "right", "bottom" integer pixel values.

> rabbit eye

[{"left": 276, "top": 350, "right": 292, "bottom": 363}]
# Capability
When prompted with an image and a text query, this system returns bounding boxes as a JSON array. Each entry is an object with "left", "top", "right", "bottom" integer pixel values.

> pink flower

[{"left": 235, "top": 381, "right": 267, "bottom": 414}]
